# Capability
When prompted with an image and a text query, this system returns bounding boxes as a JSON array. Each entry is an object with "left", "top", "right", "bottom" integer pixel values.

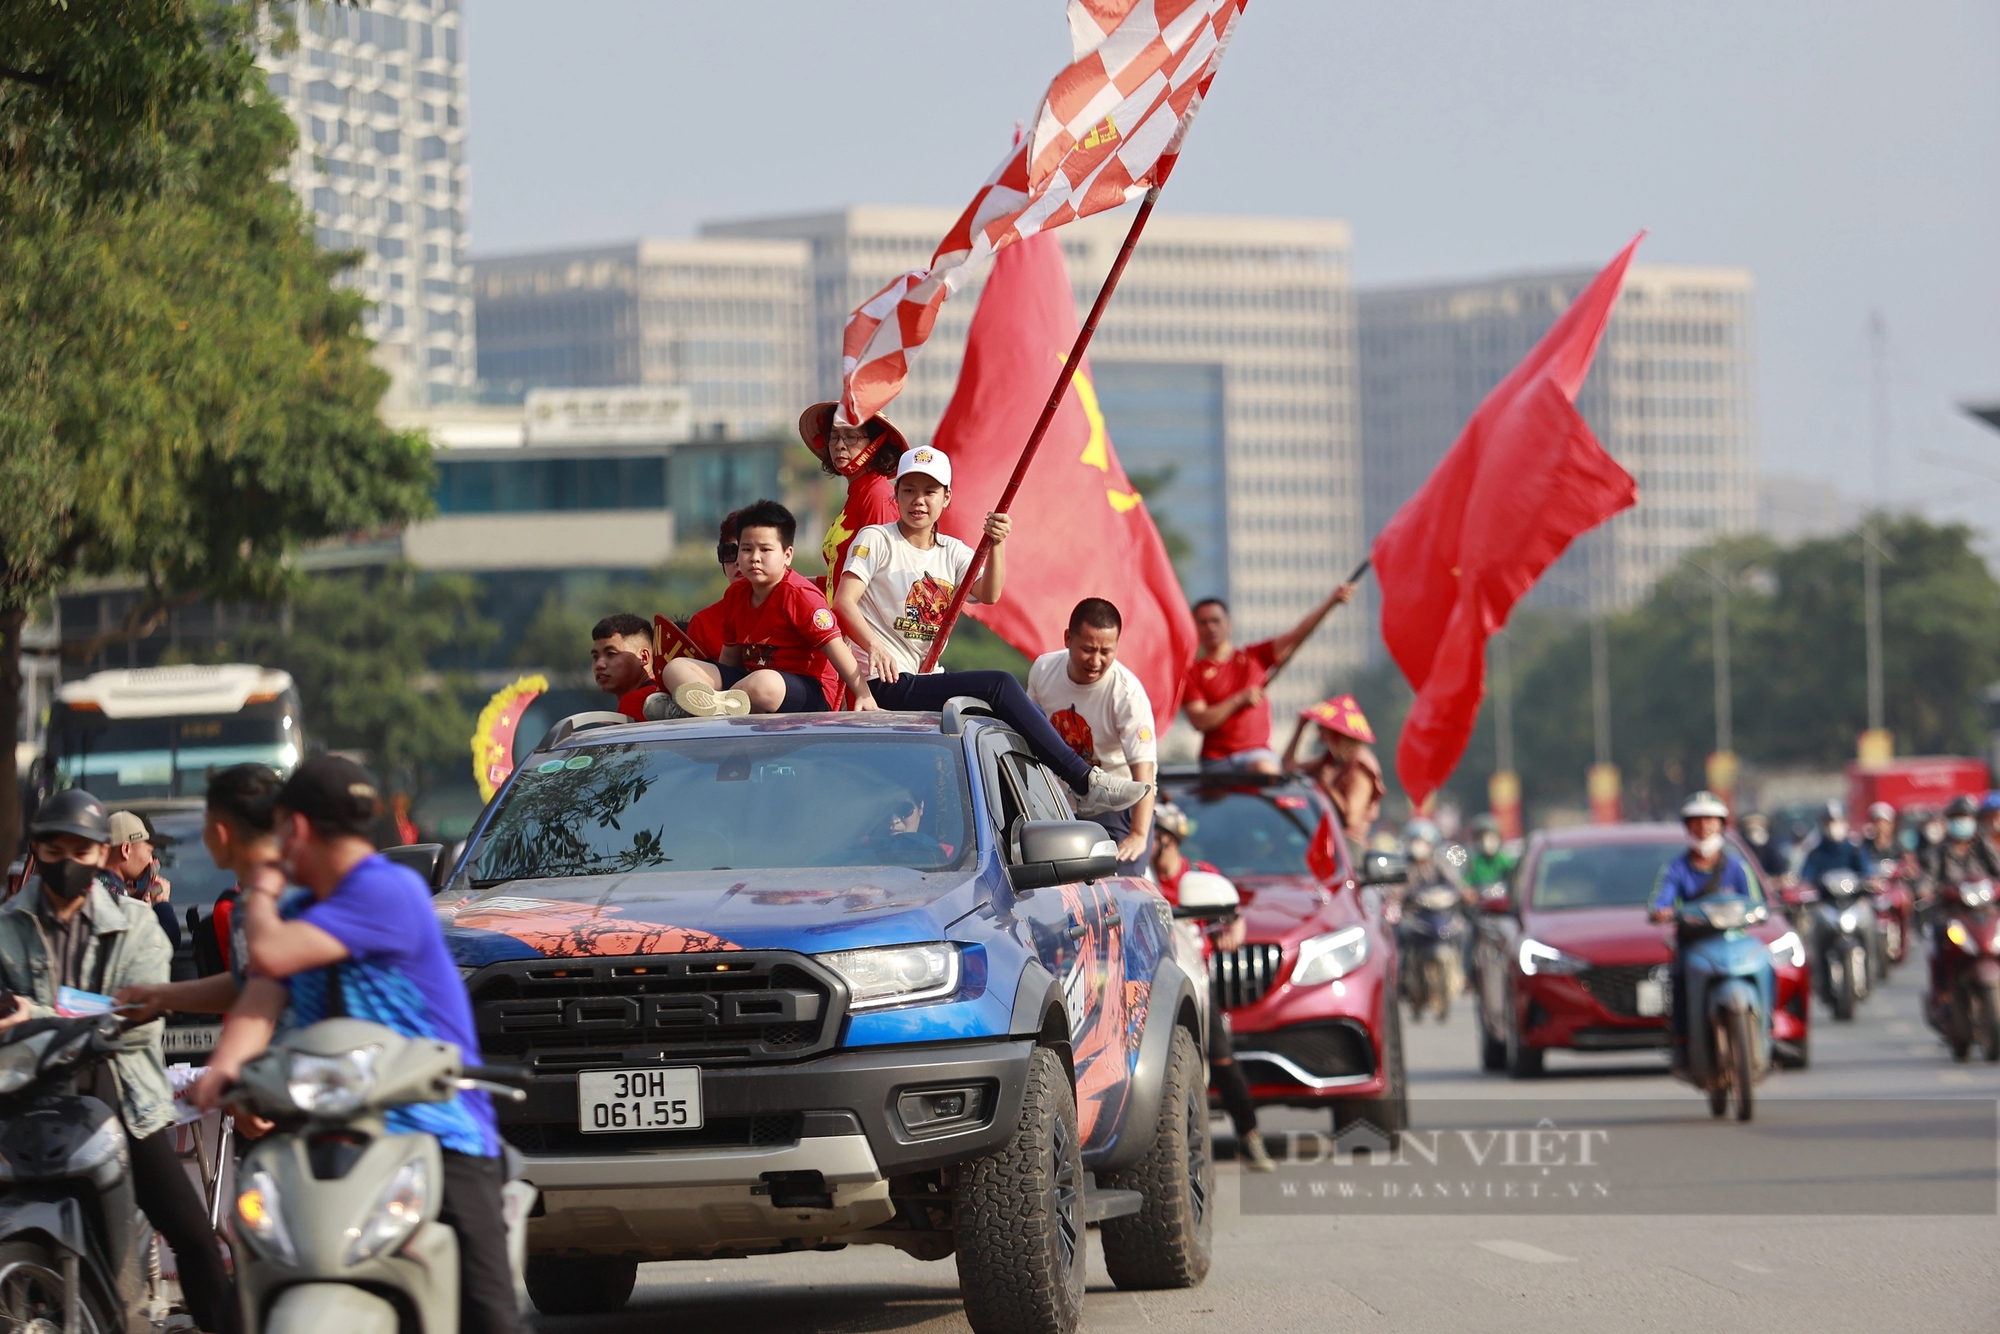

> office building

[
  {"left": 704, "top": 206, "right": 1364, "bottom": 720},
  {"left": 260, "top": 0, "right": 473, "bottom": 406},
  {"left": 1360, "top": 265, "right": 1758, "bottom": 615},
  {"left": 472, "top": 238, "right": 814, "bottom": 442}
]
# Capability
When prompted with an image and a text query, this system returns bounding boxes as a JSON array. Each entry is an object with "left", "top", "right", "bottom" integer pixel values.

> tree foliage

[
  {"left": 1348, "top": 516, "right": 2000, "bottom": 825},
  {"left": 1, "top": 1, "right": 434, "bottom": 854}
]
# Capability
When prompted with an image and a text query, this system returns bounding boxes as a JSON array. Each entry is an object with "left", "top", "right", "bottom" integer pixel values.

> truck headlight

[
  {"left": 819, "top": 944, "right": 960, "bottom": 1011},
  {"left": 237, "top": 1169, "right": 298, "bottom": 1266},
  {"left": 1767, "top": 930, "right": 1806, "bottom": 968},
  {"left": 1292, "top": 926, "right": 1370, "bottom": 986},
  {"left": 345, "top": 1158, "right": 431, "bottom": 1266},
  {"left": 287, "top": 1046, "right": 381, "bottom": 1117},
  {"left": 1518, "top": 938, "right": 1589, "bottom": 976}
]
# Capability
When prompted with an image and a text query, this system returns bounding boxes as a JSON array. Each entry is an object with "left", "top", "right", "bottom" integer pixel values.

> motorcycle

[
  {"left": 1926, "top": 878, "right": 2000, "bottom": 1063},
  {"left": 1806, "top": 870, "right": 1875, "bottom": 1021},
  {"left": 227, "top": 1017, "right": 532, "bottom": 1334},
  {"left": 1670, "top": 894, "right": 1775, "bottom": 1123},
  {"left": 1398, "top": 882, "right": 1467, "bottom": 1022},
  {"left": 1870, "top": 856, "right": 1915, "bottom": 970},
  {"left": 0, "top": 1011, "right": 160, "bottom": 1334}
]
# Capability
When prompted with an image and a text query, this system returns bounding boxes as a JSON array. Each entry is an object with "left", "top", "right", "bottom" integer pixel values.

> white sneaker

[
  {"left": 672, "top": 682, "right": 752, "bottom": 718},
  {"left": 1241, "top": 1129, "right": 1277, "bottom": 1173},
  {"left": 1075, "top": 767, "right": 1151, "bottom": 816}
]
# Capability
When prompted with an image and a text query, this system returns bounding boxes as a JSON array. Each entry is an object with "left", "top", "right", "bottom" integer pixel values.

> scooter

[
  {"left": 1398, "top": 883, "right": 1467, "bottom": 1023},
  {"left": 1670, "top": 894, "right": 1775, "bottom": 1123},
  {"left": 0, "top": 1010, "right": 158, "bottom": 1334},
  {"left": 227, "top": 1018, "right": 531, "bottom": 1334},
  {"left": 1870, "top": 856, "right": 1915, "bottom": 970},
  {"left": 1926, "top": 878, "right": 2000, "bottom": 1063},
  {"left": 1806, "top": 870, "right": 1875, "bottom": 1021}
]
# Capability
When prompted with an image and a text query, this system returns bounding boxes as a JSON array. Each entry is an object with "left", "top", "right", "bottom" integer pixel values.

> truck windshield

[
  {"left": 1530, "top": 841, "right": 1768, "bottom": 911},
  {"left": 48, "top": 707, "right": 298, "bottom": 802},
  {"left": 468, "top": 734, "right": 977, "bottom": 882}
]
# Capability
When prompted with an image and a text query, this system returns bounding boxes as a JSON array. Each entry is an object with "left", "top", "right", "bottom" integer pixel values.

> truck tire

[
  {"left": 524, "top": 1255, "right": 638, "bottom": 1316},
  {"left": 1100, "top": 1026, "right": 1212, "bottom": 1290},
  {"left": 955, "top": 1046, "right": 1085, "bottom": 1334},
  {"left": 1333, "top": 998, "right": 1409, "bottom": 1143}
]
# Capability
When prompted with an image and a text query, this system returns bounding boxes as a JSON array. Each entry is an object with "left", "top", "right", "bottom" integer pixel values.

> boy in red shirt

[
  {"left": 591, "top": 613, "right": 662, "bottom": 720},
  {"left": 657, "top": 499, "right": 871, "bottom": 717},
  {"left": 1181, "top": 586, "right": 1355, "bottom": 774}
]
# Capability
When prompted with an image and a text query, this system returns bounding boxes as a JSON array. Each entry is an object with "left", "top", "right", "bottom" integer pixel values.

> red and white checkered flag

[{"left": 838, "top": 0, "right": 1249, "bottom": 428}]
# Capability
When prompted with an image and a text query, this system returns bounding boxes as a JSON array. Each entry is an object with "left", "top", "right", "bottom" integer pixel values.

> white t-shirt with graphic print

[
  {"left": 1026, "top": 651, "right": 1157, "bottom": 781},
  {"left": 839, "top": 522, "right": 977, "bottom": 681}
]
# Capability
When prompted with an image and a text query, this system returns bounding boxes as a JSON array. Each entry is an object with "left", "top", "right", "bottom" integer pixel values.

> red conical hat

[{"left": 1301, "top": 693, "right": 1375, "bottom": 744}]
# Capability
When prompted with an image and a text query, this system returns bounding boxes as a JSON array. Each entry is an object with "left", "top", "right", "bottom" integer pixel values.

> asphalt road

[{"left": 531, "top": 961, "right": 2000, "bottom": 1334}]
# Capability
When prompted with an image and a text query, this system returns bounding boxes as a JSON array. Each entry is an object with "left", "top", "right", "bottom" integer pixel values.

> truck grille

[
  {"left": 1575, "top": 964, "right": 1663, "bottom": 1018},
  {"left": 468, "top": 951, "right": 845, "bottom": 1066},
  {"left": 500, "top": 1114, "right": 801, "bottom": 1156},
  {"left": 1211, "top": 943, "right": 1286, "bottom": 1008}
]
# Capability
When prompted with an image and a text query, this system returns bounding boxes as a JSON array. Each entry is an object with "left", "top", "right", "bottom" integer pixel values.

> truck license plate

[
  {"left": 1634, "top": 979, "right": 1665, "bottom": 1017},
  {"left": 577, "top": 1068, "right": 702, "bottom": 1133}
]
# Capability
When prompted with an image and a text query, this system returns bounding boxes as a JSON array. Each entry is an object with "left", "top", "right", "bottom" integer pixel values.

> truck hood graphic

[{"left": 437, "top": 866, "right": 987, "bottom": 967}]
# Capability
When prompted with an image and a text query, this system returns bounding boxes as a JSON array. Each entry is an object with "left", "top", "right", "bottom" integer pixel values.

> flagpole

[
  {"left": 917, "top": 185, "right": 1163, "bottom": 672},
  {"left": 1260, "top": 557, "right": 1372, "bottom": 689}
]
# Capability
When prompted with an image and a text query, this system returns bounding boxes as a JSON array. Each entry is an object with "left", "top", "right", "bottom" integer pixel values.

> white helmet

[{"left": 1680, "top": 790, "right": 1729, "bottom": 821}]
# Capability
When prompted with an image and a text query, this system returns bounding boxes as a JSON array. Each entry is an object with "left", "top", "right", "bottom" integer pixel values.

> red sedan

[
  {"left": 1471, "top": 823, "right": 1811, "bottom": 1077},
  {"left": 1163, "top": 772, "right": 1407, "bottom": 1132}
]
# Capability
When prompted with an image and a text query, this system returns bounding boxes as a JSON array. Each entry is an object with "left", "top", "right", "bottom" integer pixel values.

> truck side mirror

[
  {"left": 1008, "top": 821, "right": 1119, "bottom": 893},
  {"left": 382, "top": 843, "right": 446, "bottom": 893}
]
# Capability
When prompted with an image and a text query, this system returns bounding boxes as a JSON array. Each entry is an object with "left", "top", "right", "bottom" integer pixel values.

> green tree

[
  {"left": 219, "top": 565, "right": 496, "bottom": 797},
  {"left": 1, "top": 2, "right": 430, "bottom": 854}
]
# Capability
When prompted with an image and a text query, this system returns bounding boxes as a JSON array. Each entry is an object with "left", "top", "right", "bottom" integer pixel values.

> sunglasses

[{"left": 717, "top": 541, "right": 739, "bottom": 565}]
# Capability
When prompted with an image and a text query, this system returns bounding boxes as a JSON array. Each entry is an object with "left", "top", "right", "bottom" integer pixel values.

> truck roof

[{"left": 57, "top": 664, "right": 296, "bottom": 719}]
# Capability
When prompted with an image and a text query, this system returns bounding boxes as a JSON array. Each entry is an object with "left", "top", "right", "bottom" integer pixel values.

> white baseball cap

[{"left": 895, "top": 446, "right": 952, "bottom": 488}]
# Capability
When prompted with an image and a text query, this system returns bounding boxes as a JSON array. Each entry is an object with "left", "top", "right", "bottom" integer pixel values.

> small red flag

[
  {"left": 932, "top": 230, "right": 1197, "bottom": 735},
  {"left": 1373, "top": 236, "right": 1644, "bottom": 808}
]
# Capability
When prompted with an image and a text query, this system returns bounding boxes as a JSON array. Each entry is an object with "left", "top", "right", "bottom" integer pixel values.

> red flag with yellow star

[{"left": 932, "top": 229, "right": 1195, "bottom": 733}]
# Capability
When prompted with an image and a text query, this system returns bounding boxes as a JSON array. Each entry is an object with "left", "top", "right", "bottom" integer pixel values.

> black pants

[
  {"left": 439, "top": 1152, "right": 522, "bottom": 1334},
  {"left": 128, "top": 1126, "right": 236, "bottom": 1334},
  {"left": 869, "top": 671, "right": 1093, "bottom": 795},
  {"left": 1206, "top": 986, "right": 1258, "bottom": 1137}
]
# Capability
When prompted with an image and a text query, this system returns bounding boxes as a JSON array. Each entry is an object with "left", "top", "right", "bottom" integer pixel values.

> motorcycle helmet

[
  {"left": 1820, "top": 798, "right": 1846, "bottom": 823},
  {"left": 1404, "top": 818, "right": 1440, "bottom": 859},
  {"left": 1981, "top": 791, "right": 2000, "bottom": 814},
  {"left": 1867, "top": 801, "right": 1896, "bottom": 824},
  {"left": 1153, "top": 803, "right": 1193, "bottom": 842},
  {"left": 1679, "top": 790, "right": 1729, "bottom": 822},
  {"left": 27, "top": 788, "right": 112, "bottom": 845}
]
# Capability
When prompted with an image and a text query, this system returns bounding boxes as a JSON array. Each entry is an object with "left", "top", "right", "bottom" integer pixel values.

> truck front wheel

[
  {"left": 1099, "top": 1025, "right": 1213, "bottom": 1290},
  {"left": 955, "top": 1045, "right": 1085, "bottom": 1334},
  {"left": 524, "top": 1255, "right": 637, "bottom": 1316}
]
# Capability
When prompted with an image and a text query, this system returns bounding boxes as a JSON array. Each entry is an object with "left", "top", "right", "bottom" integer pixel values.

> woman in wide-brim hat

[
  {"left": 1282, "top": 692, "right": 1384, "bottom": 851},
  {"left": 800, "top": 401, "right": 908, "bottom": 592}
]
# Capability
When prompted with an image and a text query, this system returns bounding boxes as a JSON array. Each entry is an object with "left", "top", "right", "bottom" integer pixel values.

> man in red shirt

[
  {"left": 1181, "top": 584, "right": 1355, "bottom": 774},
  {"left": 657, "top": 499, "right": 872, "bottom": 717},
  {"left": 684, "top": 509, "right": 745, "bottom": 660},
  {"left": 591, "top": 613, "right": 662, "bottom": 721}
]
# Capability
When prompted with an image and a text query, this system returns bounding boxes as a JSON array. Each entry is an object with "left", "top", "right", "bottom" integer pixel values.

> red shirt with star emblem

[
  {"left": 1182, "top": 640, "right": 1278, "bottom": 759},
  {"left": 685, "top": 601, "right": 726, "bottom": 660},
  {"left": 720, "top": 569, "right": 842, "bottom": 705}
]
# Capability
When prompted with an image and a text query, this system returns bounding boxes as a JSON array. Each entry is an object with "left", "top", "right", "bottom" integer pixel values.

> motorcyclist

[
  {"left": 1463, "top": 814, "right": 1516, "bottom": 894},
  {"left": 1397, "top": 818, "right": 1468, "bottom": 993},
  {"left": 1861, "top": 801, "right": 1902, "bottom": 866},
  {"left": 1797, "top": 799, "right": 1870, "bottom": 888},
  {"left": 1736, "top": 811, "right": 1788, "bottom": 878},
  {"left": 1915, "top": 795, "right": 2000, "bottom": 998},
  {"left": 0, "top": 789, "right": 238, "bottom": 1334},
  {"left": 1150, "top": 804, "right": 1274, "bottom": 1172},
  {"left": 1647, "top": 791, "right": 1756, "bottom": 1072},
  {"left": 1980, "top": 792, "right": 2000, "bottom": 865}
]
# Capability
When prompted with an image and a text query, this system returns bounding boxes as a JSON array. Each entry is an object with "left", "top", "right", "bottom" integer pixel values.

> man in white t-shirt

[
  {"left": 833, "top": 446, "right": 1149, "bottom": 816},
  {"left": 1027, "top": 598, "right": 1157, "bottom": 875}
]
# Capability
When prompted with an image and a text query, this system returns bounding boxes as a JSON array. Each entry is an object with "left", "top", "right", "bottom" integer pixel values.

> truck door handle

[
  {"left": 1066, "top": 924, "right": 1089, "bottom": 940},
  {"left": 1103, "top": 913, "right": 1123, "bottom": 929}
]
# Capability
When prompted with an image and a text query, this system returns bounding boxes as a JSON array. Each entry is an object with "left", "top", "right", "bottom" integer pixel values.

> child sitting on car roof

[{"left": 656, "top": 499, "right": 873, "bottom": 717}]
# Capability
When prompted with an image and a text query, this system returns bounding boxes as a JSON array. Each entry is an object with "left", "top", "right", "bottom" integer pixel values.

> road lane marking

[
  {"left": 1475, "top": 1240, "right": 1576, "bottom": 1264},
  {"left": 1886, "top": 1021, "right": 1914, "bottom": 1034}
]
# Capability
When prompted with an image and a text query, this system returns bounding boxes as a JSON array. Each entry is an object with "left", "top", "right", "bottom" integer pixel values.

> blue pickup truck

[{"left": 433, "top": 702, "right": 1215, "bottom": 1334}]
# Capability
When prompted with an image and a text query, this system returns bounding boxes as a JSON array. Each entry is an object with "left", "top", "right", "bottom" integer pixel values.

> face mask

[
  {"left": 36, "top": 857, "right": 97, "bottom": 901},
  {"left": 1949, "top": 817, "right": 1977, "bottom": 841},
  {"left": 1826, "top": 821, "right": 1849, "bottom": 843},
  {"left": 1924, "top": 823, "right": 1945, "bottom": 845},
  {"left": 1478, "top": 834, "right": 1501, "bottom": 857},
  {"left": 1745, "top": 828, "right": 1768, "bottom": 846},
  {"left": 1408, "top": 840, "right": 1433, "bottom": 862},
  {"left": 1688, "top": 832, "right": 1724, "bottom": 860}
]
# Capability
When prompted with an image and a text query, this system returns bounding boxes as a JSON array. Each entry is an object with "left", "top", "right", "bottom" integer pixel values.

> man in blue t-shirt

[
  {"left": 1648, "top": 789, "right": 1755, "bottom": 1072},
  {"left": 194, "top": 757, "right": 519, "bottom": 1334}
]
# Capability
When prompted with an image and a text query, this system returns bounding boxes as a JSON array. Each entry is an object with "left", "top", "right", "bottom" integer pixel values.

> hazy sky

[{"left": 468, "top": 1, "right": 1998, "bottom": 528}]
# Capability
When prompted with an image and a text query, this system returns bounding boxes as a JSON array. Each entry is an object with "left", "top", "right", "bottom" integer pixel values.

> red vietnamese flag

[
  {"left": 1373, "top": 236, "right": 1644, "bottom": 807},
  {"left": 932, "top": 230, "right": 1196, "bottom": 734}
]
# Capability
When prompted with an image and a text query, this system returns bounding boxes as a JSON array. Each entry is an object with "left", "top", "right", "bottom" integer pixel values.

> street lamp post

[{"left": 1864, "top": 312, "right": 1888, "bottom": 744}]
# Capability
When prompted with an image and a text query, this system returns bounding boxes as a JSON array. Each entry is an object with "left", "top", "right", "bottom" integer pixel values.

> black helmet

[
  {"left": 1946, "top": 794, "right": 1979, "bottom": 820},
  {"left": 28, "top": 788, "right": 112, "bottom": 845}
]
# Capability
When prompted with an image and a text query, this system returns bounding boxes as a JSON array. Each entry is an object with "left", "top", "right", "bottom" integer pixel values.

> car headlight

[
  {"left": 287, "top": 1046, "right": 381, "bottom": 1117},
  {"left": 1292, "top": 926, "right": 1370, "bottom": 986},
  {"left": 345, "top": 1157, "right": 431, "bottom": 1266},
  {"left": 1837, "top": 909, "right": 1859, "bottom": 934},
  {"left": 237, "top": 1169, "right": 298, "bottom": 1265},
  {"left": 818, "top": 944, "right": 961, "bottom": 1011},
  {"left": 1767, "top": 930, "right": 1806, "bottom": 968},
  {"left": 1518, "top": 938, "right": 1589, "bottom": 976}
]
